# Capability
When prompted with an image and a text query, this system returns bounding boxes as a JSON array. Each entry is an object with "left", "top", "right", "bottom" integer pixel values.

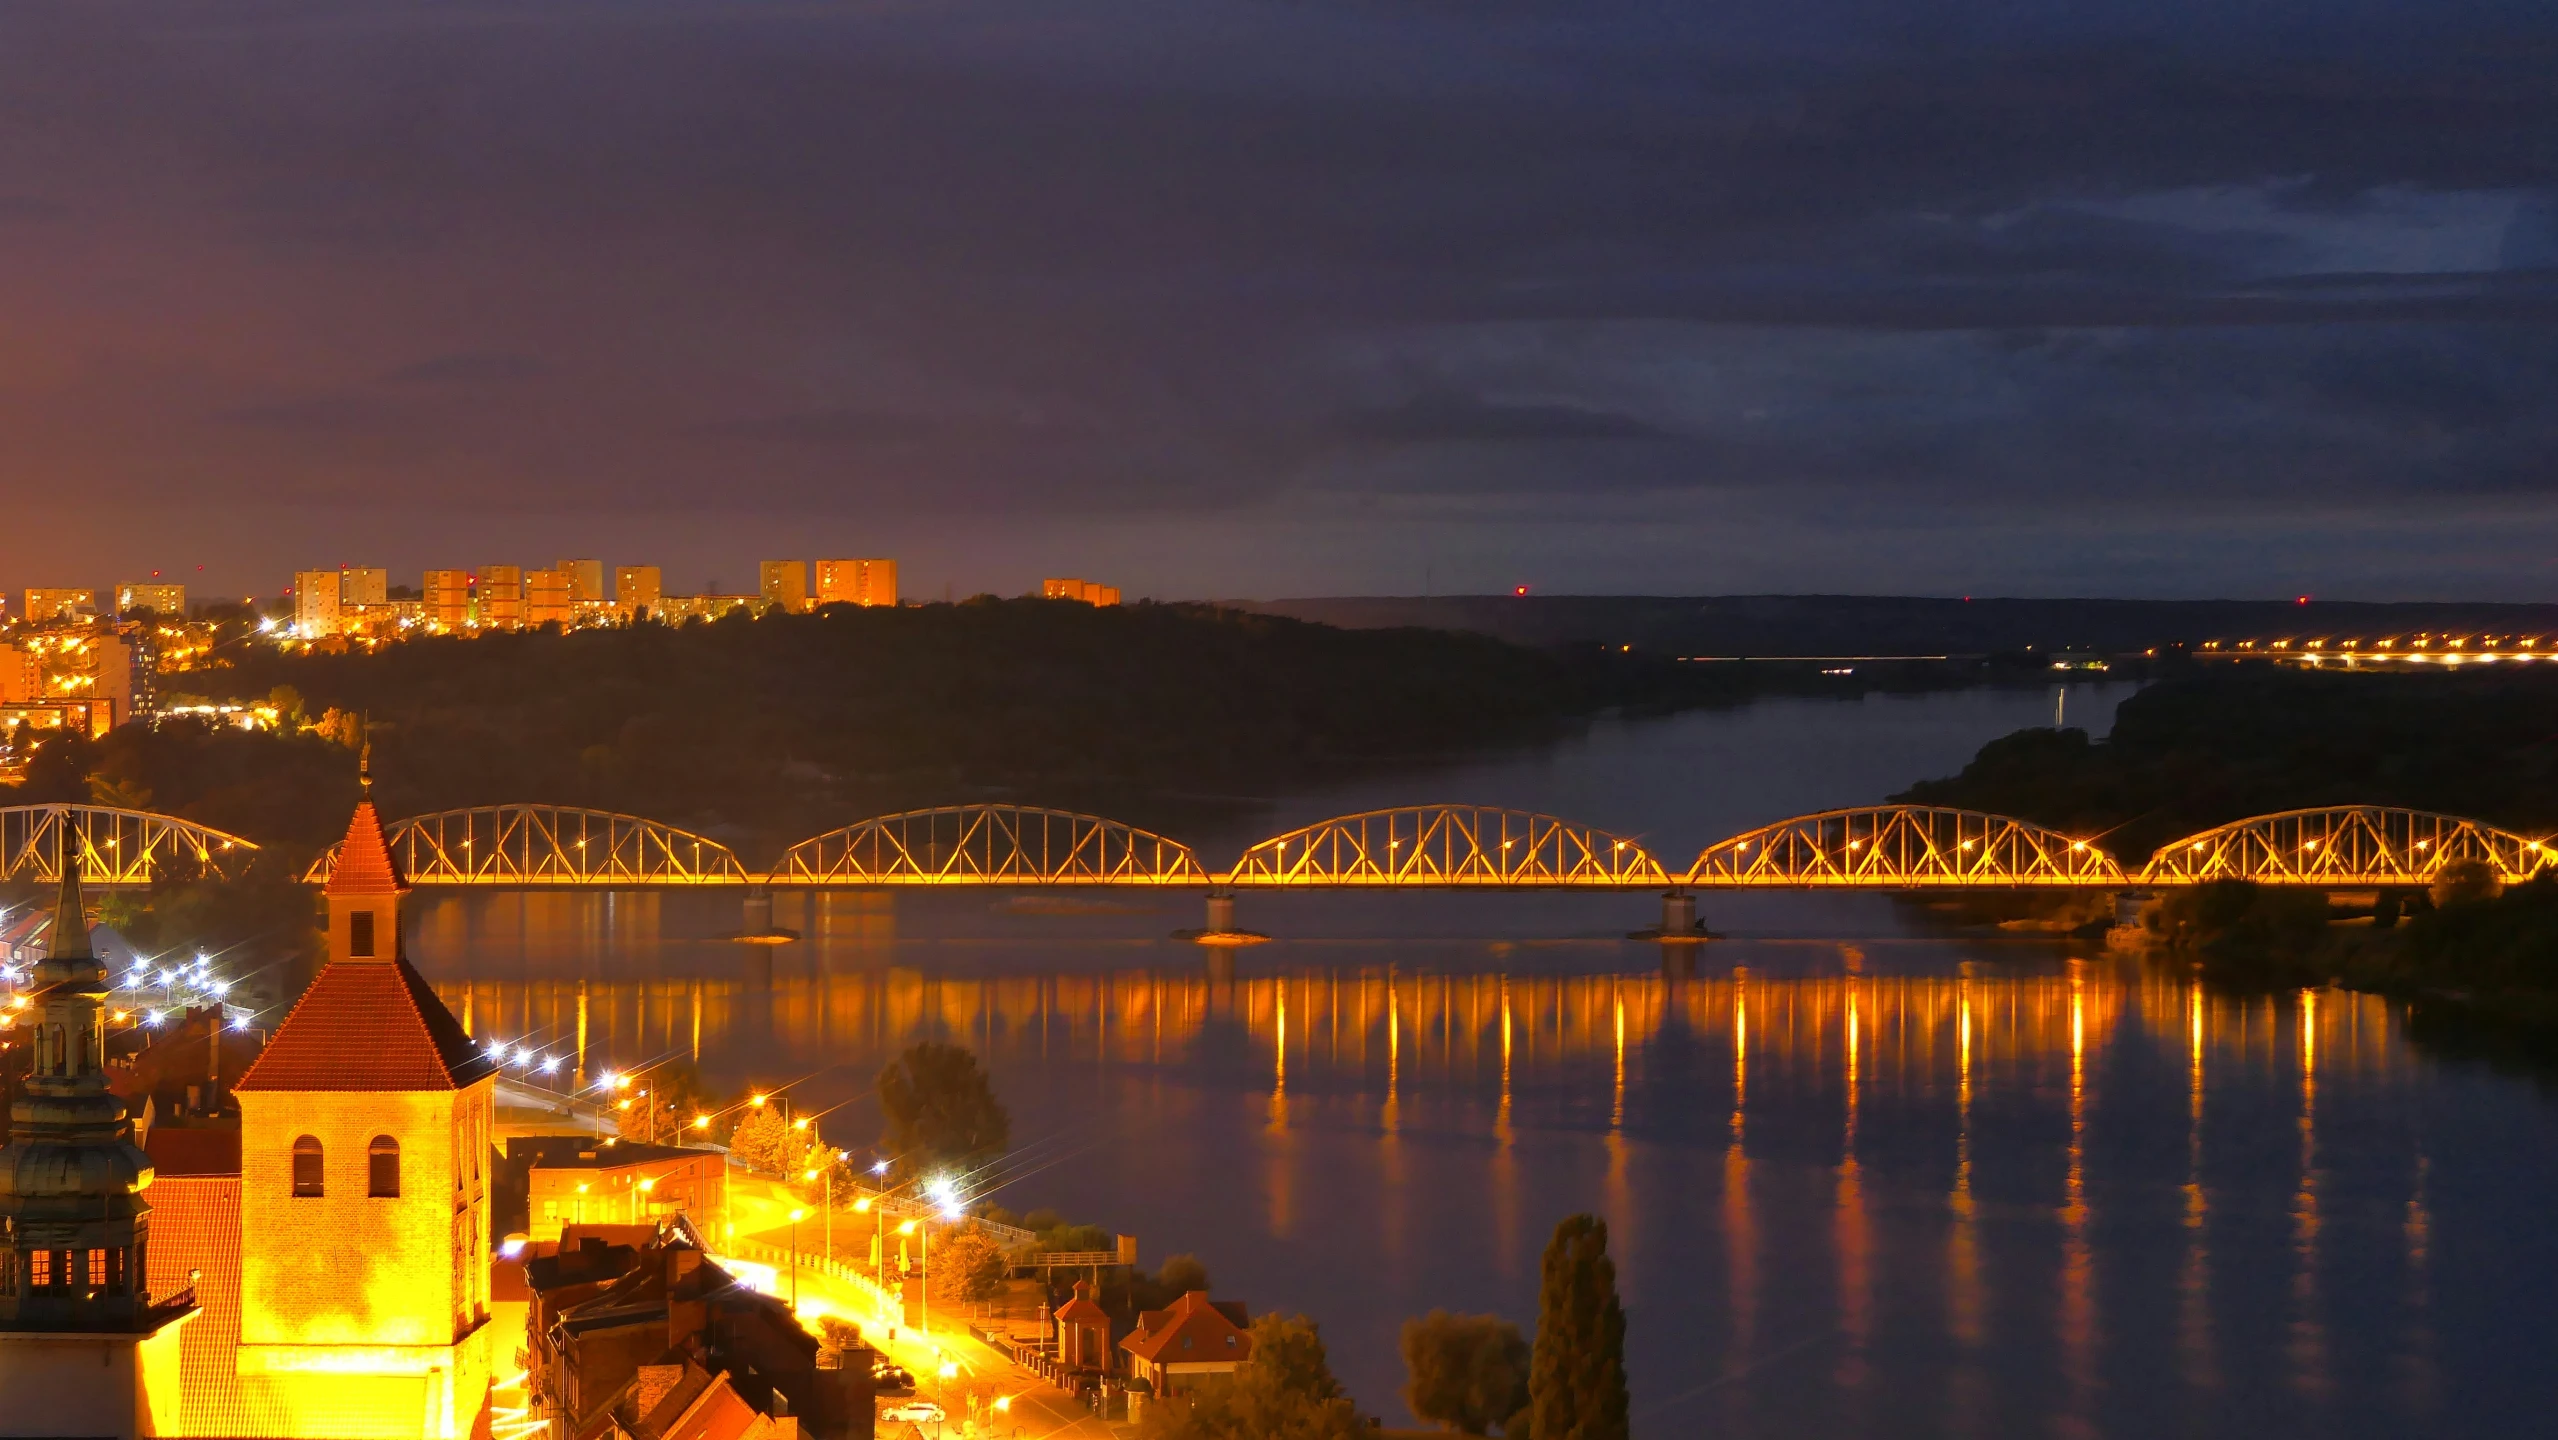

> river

[{"left": 409, "top": 683, "right": 2558, "bottom": 1438}]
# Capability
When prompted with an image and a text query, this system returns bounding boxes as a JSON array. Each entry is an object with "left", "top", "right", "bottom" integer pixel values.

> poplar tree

[{"left": 1529, "top": 1214, "right": 1628, "bottom": 1440}]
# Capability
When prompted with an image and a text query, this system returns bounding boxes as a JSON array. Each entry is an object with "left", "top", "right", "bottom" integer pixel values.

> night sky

[{"left": 4, "top": 0, "right": 2554, "bottom": 601}]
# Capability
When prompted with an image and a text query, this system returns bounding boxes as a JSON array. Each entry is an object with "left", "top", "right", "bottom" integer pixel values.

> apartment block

[
  {"left": 556, "top": 558, "right": 606, "bottom": 604},
  {"left": 614, "top": 565, "right": 662, "bottom": 614},
  {"left": 526, "top": 568, "right": 573, "bottom": 629},
  {"left": 816, "top": 558, "right": 898, "bottom": 608},
  {"left": 480, "top": 565, "right": 525, "bottom": 629},
  {"left": 292, "top": 570, "right": 343, "bottom": 637},
  {"left": 758, "top": 560, "right": 810, "bottom": 613},
  {"left": 115, "top": 582, "right": 186, "bottom": 617},
  {"left": 340, "top": 567, "right": 389, "bottom": 605},
  {"left": 424, "top": 569, "right": 474, "bottom": 630},
  {"left": 23, "top": 588, "right": 97, "bottom": 624},
  {"left": 0, "top": 644, "right": 40, "bottom": 703},
  {"left": 1043, "top": 577, "right": 1122, "bottom": 607}
]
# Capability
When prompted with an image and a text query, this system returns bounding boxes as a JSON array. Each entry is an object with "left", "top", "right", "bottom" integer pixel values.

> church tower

[
  {"left": 232, "top": 769, "right": 500, "bottom": 1439},
  {"left": 0, "top": 863, "right": 192, "bottom": 1438}
]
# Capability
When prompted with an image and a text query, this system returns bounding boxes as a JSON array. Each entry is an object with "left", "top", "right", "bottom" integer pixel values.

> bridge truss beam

[
  {"left": 305, "top": 806, "right": 749, "bottom": 886},
  {"left": 1685, "top": 806, "right": 2125, "bottom": 888},
  {"left": 775, "top": 806, "right": 1207, "bottom": 885},
  {"left": 2139, "top": 807, "right": 2555, "bottom": 887},
  {"left": 1228, "top": 807, "right": 1667, "bottom": 887},
  {"left": 0, "top": 805, "right": 260, "bottom": 888}
]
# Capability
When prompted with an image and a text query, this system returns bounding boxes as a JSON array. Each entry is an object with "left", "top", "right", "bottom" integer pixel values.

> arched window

[
  {"left": 291, "top": 1136, "right": 324, "bottom": 1197},
  {"left": 368, "top": 1136, "right": 400, "bottom": 1198}
]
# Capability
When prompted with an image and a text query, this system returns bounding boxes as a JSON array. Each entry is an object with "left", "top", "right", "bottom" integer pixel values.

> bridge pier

[
  {"left": 743, "top": 887, "right": 775, "bottom": 934},
  {"left": 1662, "top": 890, "right": 1697, "bottom": 935},
  {"left": 1204, "top": 892, "right": 1236, "bottom": 935}
]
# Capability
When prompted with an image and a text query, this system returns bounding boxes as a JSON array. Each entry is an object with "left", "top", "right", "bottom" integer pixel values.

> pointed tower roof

[
  {"left": 326, "top": 747, "right": 405, "bottom": 897},
  {"left": 235, "top": 956, "right": 495, "bottom": 1092},
  {"left": 46, "top": 858, "right": 90, "bottom": 960}
]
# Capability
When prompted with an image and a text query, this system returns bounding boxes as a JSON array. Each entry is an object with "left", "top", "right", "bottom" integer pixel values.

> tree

[
  {"left": 2431, "top": 857, "right": 2504, "bottom": 908},
  {"left": 876, "top": 1041, "right": 1010, "bottom": 1179},
  {"left": 1138, "top": 1314, "right": 1364, "bottom": 1440},
  {"left": 1158, "top": 1253, "right": 1210, "bottom": 1296},
  {"left": 1529, "top": 1215, "right": 1627, "bottom": 1440},
  {"left": 726, "top": 1101, "right": 810, "bottom": 1173},
  {"left": 1401, "top": 1310, "right": 1529, "bottom": 1435},
  {"left": 931, "top": 1226, "right": 1011, "bottom": 1306}
]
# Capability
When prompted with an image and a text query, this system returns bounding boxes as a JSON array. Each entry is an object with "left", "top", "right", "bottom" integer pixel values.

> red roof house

[{"left": 1120, "top": 1291, "right": 1253, "bottom": 1397}]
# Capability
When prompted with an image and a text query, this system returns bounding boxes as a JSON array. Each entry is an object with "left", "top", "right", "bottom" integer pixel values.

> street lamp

[{"left": 789, "top": 1207, "right": 807, "bottom": 1313}]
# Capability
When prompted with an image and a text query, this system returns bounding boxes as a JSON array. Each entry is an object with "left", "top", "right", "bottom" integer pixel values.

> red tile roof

[
  {"left": 325, "top": 796, "right": 407, "bottom": 897},
  {"left": 1122, "top": 1291, "right": 1254, "bottom": 1366},
  {"left": 235, "top": 956, "right": 497, "bottom": 1092}
]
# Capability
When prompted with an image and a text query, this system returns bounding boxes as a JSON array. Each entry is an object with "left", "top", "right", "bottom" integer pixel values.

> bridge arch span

[
  {"left": 2140, "top": 807, "right": 2554, "bottom": 887},
  {"left": 305, "top": 806, "right": 749, "bottom": 886},
  {"left": 0, "top": 804, "right": 260, "bottom": 887},
  {"left": 1686, "top": 806, "right": 2124, "bottom": 887},
  {"left": 776, "top": 806, "right": 1207, "bottom": 885},
  {"left": 1229, "top": 807, "right": 1667, "bottom": 887}
]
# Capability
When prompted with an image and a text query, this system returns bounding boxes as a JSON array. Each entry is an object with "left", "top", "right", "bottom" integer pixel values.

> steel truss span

[
  {"left": 2140, "top": 807, "right": 2555, "bottom": 887},
  {"left": 305, "top": 806, "right": 749, "bottom": 887},
  {"left": 1686, "top": 806, "right": 2126, "bottom": 888},
  {"left": 0, "top": 805, "right": 260, "bottom": 888},
  {"left": 776, "top": 806, "right": 1208, "bottom": 885},
  {"left": 1229, "top": 807, "right": 1668, "bottom": 887}
]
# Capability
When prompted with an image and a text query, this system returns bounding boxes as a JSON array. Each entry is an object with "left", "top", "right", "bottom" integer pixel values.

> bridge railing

[
  {"left": 2139, "top": 807, "right": 2555, "bottom": 887},
  {"left": 305, "top": 805, "right": 750, "bottom": 886},
  {"left": 774, "top": 806, "right": 1208, "bottom": 885},
  {"left": 0, "top": 805, "right": 259, "bottom": 888},
  {"left": 1228, "top": 806, "right": 1668, "bottom": 887},
  {"left": 1685, "top": 806, "right": 2126, "bottom": 888}
]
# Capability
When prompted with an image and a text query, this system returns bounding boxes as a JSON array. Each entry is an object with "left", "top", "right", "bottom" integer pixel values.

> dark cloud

[{"left": 0, "top": 0, "right": 2553, "bottom": 596}]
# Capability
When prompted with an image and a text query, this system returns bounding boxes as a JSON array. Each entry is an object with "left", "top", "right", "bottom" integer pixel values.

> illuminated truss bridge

[
  {"left": 1230, "top": 807, "right": 1667, "bottom": 887},
  {"left": 1685, "top": 807, "right": 2127, "bottom": 887},
  {"left": 0, "top": 805, "right": 260, "bottom": 888},
  {"left": 774, "top": 806, "right": 1207, "bottom": 885},
  {"left": 2137, "top": 807, "right": 2554, "bottom": 887},
  {"left": 243, "top": 801, "right": 2558, "bottom": 892},
  {"left": 305, "top": 806, "right": 750, "bottom": 887}
]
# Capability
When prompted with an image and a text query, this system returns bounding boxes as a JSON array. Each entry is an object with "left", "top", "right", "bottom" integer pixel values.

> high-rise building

[
  {"left": 23, "top": 588, "right": 98, "bottom": 625},
  {"left": 292, "top": 570, "right": 343, "bottom": 637},
  {"left": 114, "top": 582, "right": 186, "bottom": 618},
  {"left": 816, "top": 558, "right": 898, "bottom": 608},
  {"left": 555, "top": 558, "right": 605, "bottom": 604},
  {"left": 758, "top": 560, "right": 809, "bottom": 613},
  {"left": 1043, "top": 578, "right": 1123, "bottom": 607},
  {"left": 477, "top": 565, "right": 524, "bottom": 629},
  {"left": 525, "top": 568, "right": 572, "bottom": 628},
  {"left": 339, "top": 567, "right": 389, "bottom": 606},
  {"left": 93, "top": 629, "right": 152, "bottom": 726},
  {"left": 423, "top": 569, "right": 474, "bottom": 631},
  {"left": 0, "top": 870, "right": 192, "bottom": 1437},
  {"left": 615, "top": 565, "right": 662, "bottom": 615}
]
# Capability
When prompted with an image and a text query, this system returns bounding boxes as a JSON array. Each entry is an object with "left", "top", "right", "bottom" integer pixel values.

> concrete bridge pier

[
  {"left": 743, "top": 886, "right": 776, "bottom": 934},
  {"left": 1661, "top": 890, "right": 1697, "bottom": 935},
  {"left": 1205, "top": 891, "right": 1237, "bottom": 935}
]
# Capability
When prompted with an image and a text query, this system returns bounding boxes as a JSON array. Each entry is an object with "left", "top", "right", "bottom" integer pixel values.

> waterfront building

[
  {"left": 815, "top": 559, "right": 897, "bottom": 608},
  {"left": 616, "top": 565, "right": 663, "bottom": 616},
  {"left": 760, "top": 561, "right": 811, "bottom": 614},
  {"left": 479, "top": 565, "right": 525, "bottom": 629},
  {"left": 510, "top": 1137, "right": 727, "bottom": 1241},
  {"left": 1042, "top": 578, "right": 1122, "bottom": 607},
  {"left": 424, "top": 570, "right": 474, "bottom": 631},
  {"left": 24, "top": 588, "right": 99, "bottom": 625},
  {"left": 0, "top": 868, "right": 193, "bottom": 1439},
  {"left": 114, "top": 582, "right": 186, "bottom": 618},
  {"left": 1118, "top": 1291, "right": 1252, "bottom": 1398}
]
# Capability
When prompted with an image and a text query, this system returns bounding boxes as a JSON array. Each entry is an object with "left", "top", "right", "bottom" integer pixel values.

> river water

[{"left": 410, "top": 684, "right": 2558, "bottom": 1438}]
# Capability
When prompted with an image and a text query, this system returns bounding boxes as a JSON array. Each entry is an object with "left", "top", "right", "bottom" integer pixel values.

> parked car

[
  {"left": 872, "top": 1361, "right": 916, "bottom": 1394},
  {"left": 881, "top": 1400, "right": 945, "bottom": 1425}
]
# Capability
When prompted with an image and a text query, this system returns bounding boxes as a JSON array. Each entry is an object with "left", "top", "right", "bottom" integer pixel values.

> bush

[
  {"left": 1138, "top": 1314, "right": 1363, "bottom": 1440},
  {"left": 2139, "top": 880, "right": 2335, "bottom": 989}
]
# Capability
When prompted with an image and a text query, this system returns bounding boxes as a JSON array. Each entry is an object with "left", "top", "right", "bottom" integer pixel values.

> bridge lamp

[
  {"left": 540, "top": 1057, "right": 562, "bottom": 1075},
  {"left": 2070, "top": 842, "right": 2086, "bottom": 852}
]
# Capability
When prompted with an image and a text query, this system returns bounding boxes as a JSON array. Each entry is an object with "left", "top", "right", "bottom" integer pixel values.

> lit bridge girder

[
  {"left": 305, "top": 806, "right": 750, "bottom": 887},
  {"left": 1227, "top": 807, "right": 1668, "bottom": 887},
  {"left": 0, "top": 805, "right": 260, "bottom": 888},
  {"left": 1685, "top": 806, "right": 2126, "bottom": 888},
  {"left": 2139, "top": 807, "right": 2556, "bottom": 887},
  {"left": 775, "top": 806, "right": 1208, "bottom": 885}
]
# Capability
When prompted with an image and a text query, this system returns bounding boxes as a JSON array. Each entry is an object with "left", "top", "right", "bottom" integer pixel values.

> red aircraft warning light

[{"left": 1513, "top": 585, "right": 1530, "bottom": 597}]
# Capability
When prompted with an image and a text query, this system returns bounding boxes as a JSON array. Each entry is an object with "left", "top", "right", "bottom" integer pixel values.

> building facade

[
  {"left": 293, "top": 571, "right": 343, "bottom": 638},
  {"left": 556, "top": 559, "right": 606, "bottom": 604},
  {"left": 759, "top": 561, "right": 810, "bottom": 613},
  {"left": 815, "top": 560, "right": 897, "bottom": 608},
  {"left": 25, "top": 588, "right": 100, "bottom": 624},
  {"left": 1042, "top": 578, "right": 1121, "bottom": 607},
  {"left": 526, "top": 568, "right": 572, "bottom": 628},
  {"left": 423, "top": 571, "right": 473, "bottom": 631},
  {"left": 115, "top": 583, "right": 187, "bottom": 618},
  {"left": 615, "top": 566, "right": 663, "bottom": 615},
  {"left": 477, "top": 566, "right": 524, "bottom": 630}
]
